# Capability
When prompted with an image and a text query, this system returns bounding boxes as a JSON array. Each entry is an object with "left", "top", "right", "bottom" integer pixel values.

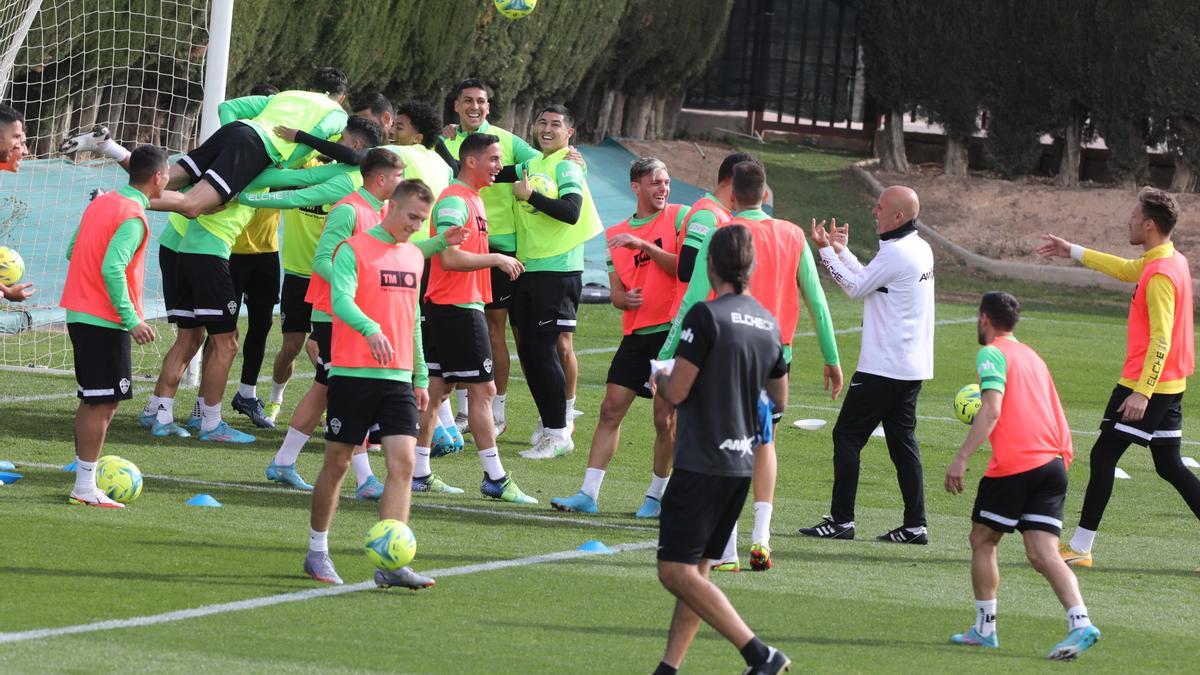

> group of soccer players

[{"left": 29, "top": 61, "right": 1199, "bottom": 669}]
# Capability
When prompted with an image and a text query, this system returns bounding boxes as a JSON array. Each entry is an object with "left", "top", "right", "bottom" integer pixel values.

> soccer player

[
  {"left": 651, "top": 224, "right": 790, "bottom": 675},
  {"left": 507, "top": 104, "right": 603, "bottom": 457},
  {"left": 1040, "top": 188, "right": 1200, "bottom": 571},
  {"left": 716, "top": 161, "right": 842, "bottom": 572},
  {"left": 549, "top": 158, "right": 686, "bottom": 512},
  {"left": 442, "top": 78, "right": 540, "bottom": 434},
  {"left": 414, "top": 133, "right": 536, "bottom": 502},
  {"left": 944, "top": 291, "right": 1101, "bottom": 660},
  {"left": 303, "top": 179, "right": 438, "bottom": 590},
  {"left": 62, "top": 67, "right": 349, "bottom": 218},
  {"left": 59, "top": 146, "right": 168, "bottom": 507},
  {"left": 803, "top": 185, "right": 934, "bottom": 544},
  {"left": 0, "top": 103, "right": 25, "bottom": 169},
  {"left": 350, "top": 92, "right": 394, "bottom": 134}
]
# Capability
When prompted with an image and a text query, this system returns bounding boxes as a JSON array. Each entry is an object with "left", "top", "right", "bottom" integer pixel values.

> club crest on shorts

[
  {"left": 227, "top": 300, "right": 238, "bottom": 315},
  {"left": 483, "top": 358, "right": 493, "bottom": 374},
  {"left": 118, "top": 377, "right": 130, "bottom": 394},
  {"left": 328, "top": 417, "right": 342, "bottom": 435}
]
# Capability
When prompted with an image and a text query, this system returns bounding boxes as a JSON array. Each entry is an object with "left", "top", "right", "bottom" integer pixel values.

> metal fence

[{"left": 687, "top": 0, "right": 872, "bottom": 139}]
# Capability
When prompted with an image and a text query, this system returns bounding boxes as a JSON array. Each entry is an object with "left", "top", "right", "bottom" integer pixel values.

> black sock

[
  {"left": 740, "top": 636, "right": 770, "bottom": 667},
  {"left": 652, "top": 662, "right": 678, "bottom": 675}
]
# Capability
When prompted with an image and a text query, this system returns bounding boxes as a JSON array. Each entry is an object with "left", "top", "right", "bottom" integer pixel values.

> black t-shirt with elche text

[{"left": 673, "top": 292, "right": 788, "bottom": 477}]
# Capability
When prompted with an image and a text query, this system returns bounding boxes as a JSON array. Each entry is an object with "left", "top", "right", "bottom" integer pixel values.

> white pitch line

[
  {"left": 15, "top": 462, "right": 659, "bottom": 533},
  {"left": 0, "top": 373, "right": 285, "bottom": 405},
  {"left": 788, "top": 403, "right": 1200, "bottom": 446},
  {"left": 0, "top": 540, "right": 656, "bottom": 645}
]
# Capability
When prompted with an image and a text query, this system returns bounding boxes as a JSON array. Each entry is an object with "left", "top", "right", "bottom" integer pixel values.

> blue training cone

[
  {"left": 577, "top": 540, "right": 611, "bottom": 554},
  {"left": 186, "top": 493, "right": 222, "bottom": 508},
  {"left": 61, "top": 460, "right": 77, "bottom": 472},
  {"left": 0, "top": 471, "right": 23, "bottom": 484}
]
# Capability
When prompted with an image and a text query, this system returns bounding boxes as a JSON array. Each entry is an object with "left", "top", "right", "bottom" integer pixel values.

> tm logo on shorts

[
  {"left": 227, "top": 301, "right": 238, "bottom": 315},
  {"left": 328, "top": 418, "right": 342, "bottom": 435}
]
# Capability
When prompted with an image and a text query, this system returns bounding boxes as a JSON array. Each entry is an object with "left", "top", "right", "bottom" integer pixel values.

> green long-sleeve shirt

[
  {"left": 329, "top": 225, "right": 429, "bottom": 387},
  {"left": 658, "top": 208, "right": 839, "bottom": 366},
  {"left": 64, "top": 185, "right": 148, "bottom": 331},
  {"left": 217, "top": 95, "right": 346, "bottom": 168}
]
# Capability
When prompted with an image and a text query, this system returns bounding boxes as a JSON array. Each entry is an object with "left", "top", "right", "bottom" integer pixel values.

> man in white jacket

[{"left": 801, "top": 185, "right": 935, "bottom": 544}]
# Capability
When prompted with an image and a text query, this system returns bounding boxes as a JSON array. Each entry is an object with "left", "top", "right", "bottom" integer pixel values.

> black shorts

[
  {"left": 178, "top": 121, "right": 272, "bottom": 201},
  {"left": 280, "top": 273, "right": 314, "bottom": 334},
  {"left": 608, "top": 330, "right": 669, "bottom": 398},
  {"left": 159, "top": 245, "right": 190, "bottom": 325},
  {"left": 422, "top": 303, "right": 493, "bottom": 383},
  {"left": 69, "top": 322, "right": 133, "bottom": 403},
  {"left": 972, "top": 457, "right": 1068, "bottom": 535},
  {"left": 512, "top": 270, "right": 582, "bottom": 334},
  {"left": 486, "top": 245, "right": 518, "bottom": 310},
  {"left": 310, "top": 321, "right": 332, "bottom": 385},
  {"left": 1099, "top": 384, "right": 1184, "bottom": 447},
  {"left": 176, "top": 252, "right": 239, "bottom": 334},
  {"left": 230, "top": 252, "right": 281, "bottom": 308},
  {"left": 657, "top": 469, "right": 751, "bottom": 564},
  {"left": 325, "top": 377, "right": 419, "bottom": 443}
]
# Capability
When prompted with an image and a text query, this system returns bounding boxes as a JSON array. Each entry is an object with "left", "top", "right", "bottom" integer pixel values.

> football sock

[
  {"left": 581, "top": 467, "right": 605, "bottom": 500},
  {"left": 438, "top": 399, "right": 455, "bottom": 428},
  {"left": 1067, "top": 604, "right": 1092, "bottom": 630},
  {"left": 493, "top": 393, "right": 507, "bottom": 422},
  {"left": 73, "top": 458, "right": 98, "bottom": 494},
  {"left": 455, "top": 388, "right": 469, "bottom": 416},
  {"left": 546, "top": 427, "right": 569, "bottom": 442},
  {"left": 739, "top": 636, "right": 770, "bottom": 667},
  {"left": 975, "top": 599, "right": 997, "bottom": 637},
  {"left": 351, "top": 452, "right": 373, "bottom": 487},
  {"left": 237, "top": 383, "right": 256, "bottom": 399},
  {"left": 143, "top": 395, "right": 160, "bottom": 417},
  {"left": 566, "top": 396, "right": 576, "bottom": 417},
  {"left": 652, "top": 662, "right": 678, "bottom": 675},
  {"left": 269, "top": 381, "right": 288, "bottom": 405},
  {"left": 646, "top": 472, "right": 669, "bottom": 500},
  {"left": 200, "top": 402, "right": 222, "bottom": 432},
  {"left": 155, "top": 397, "right": 175, "bottom": 425},
  {"left": 720, "top": 522, "right": 738, "bottom": 563},
  {"left": 1070, "top": 527, "right": 1096, "bottom": 553},
  {"left": 308, "top": 528, "right": 328, "bottom": 553},
  {"left": 752, "top": 501, "right": 773, "bottom": 545},
  {"left": 478, "top": 447, "right": 505, "bottom": 481},
  {"left": 274, "top": 427, "right": 310, "bottom": 466},
  {"left": 414, "top": 446, "right": 431, "bottom": 478}
]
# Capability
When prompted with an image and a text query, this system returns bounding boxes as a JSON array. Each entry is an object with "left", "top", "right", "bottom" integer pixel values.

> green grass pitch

[{"left": 1, "top": 144, "right": 1196, "bottom": 673}]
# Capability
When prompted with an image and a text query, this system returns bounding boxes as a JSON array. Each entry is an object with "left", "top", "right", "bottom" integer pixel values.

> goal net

[{"left": 0, "top": 0, "right": 211, "bottom": 375}]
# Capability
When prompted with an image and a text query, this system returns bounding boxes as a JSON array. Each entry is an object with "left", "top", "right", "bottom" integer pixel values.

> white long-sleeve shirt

[{"left": 819, "top": 228, "right": 935, "bottom": 380}]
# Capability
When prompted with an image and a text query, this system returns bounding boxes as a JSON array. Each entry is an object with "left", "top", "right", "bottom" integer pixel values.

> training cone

[
  {"left": 186, "top": 493, "right": 222, "bottom": 508},
  {"left": 1114, "top": 467, "right": 1131, "bottom": 479},
  {"left": 61, "top": 460, "right": 77, "bottom": 472},
  {"left": 577, "top": 540, "right": 611, "bottom": 554},
  {"left": 0, "top": 460, "right": 14, "bottom": 471},
  {"left": 0, "top": 471, "right": 23, "bottom": 484}
]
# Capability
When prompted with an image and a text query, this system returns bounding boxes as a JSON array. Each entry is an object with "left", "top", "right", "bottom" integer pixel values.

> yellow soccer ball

[
  {"left": 0, "top": 246, "right": 25, "bottom": 286},
  {"left": 519, "top": 172, "right": 558, "bottom": 214},
  {"left": 364, "top": 519, "right": 417, "bottom": 570},
  {"left": 954, "top": 384, "right": 982, "bottom": 425},
  {"left": 494, "top": 0, "right": 538, "bottom": 20},
  {"left": 96, "top": 457, "right": 143, "bottom": 503}
]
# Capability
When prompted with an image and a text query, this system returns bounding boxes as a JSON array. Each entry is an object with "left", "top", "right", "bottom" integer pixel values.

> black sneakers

[
  {"left": 741, "top": 646, "right": 791, "bottom": 675},
  {"left": 798, "top": 516, "right": 855, "bottom": 540},
  {"left": 877, "top": 525, "right": 929, "bottom": 545}
]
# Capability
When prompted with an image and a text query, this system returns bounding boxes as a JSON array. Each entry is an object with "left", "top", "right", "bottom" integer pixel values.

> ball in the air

[
  {"left": 519, "top": 172, "right": 558, "bottom": 214},
  {"left": 364, "top": 519, "right": 417, "bottom": 570},
  {"left": 954, "top": 384, "right": 982, "bottom": 425},
  {"left": 0, "top": 246, "right": 25, "bottom": 285},
  {"left": 494, "top": 0, "right": 538, "bottom": 19},
  {"left": 96, "top": 457, "right": 143, "bottom": 503}
]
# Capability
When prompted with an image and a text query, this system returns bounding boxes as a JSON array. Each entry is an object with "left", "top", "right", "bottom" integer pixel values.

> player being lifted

[
  {"left": 414, "top": 133, "right": 535, "bottom": 503},
  {"left": 60, "top": 146, "right": 169, "bottom": 507},
  {"left": 303, "top": 179, "right": 440, "bottom": 590},
  {"left": 550, "top": 158, "right": 687, "bottom": 515}
]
